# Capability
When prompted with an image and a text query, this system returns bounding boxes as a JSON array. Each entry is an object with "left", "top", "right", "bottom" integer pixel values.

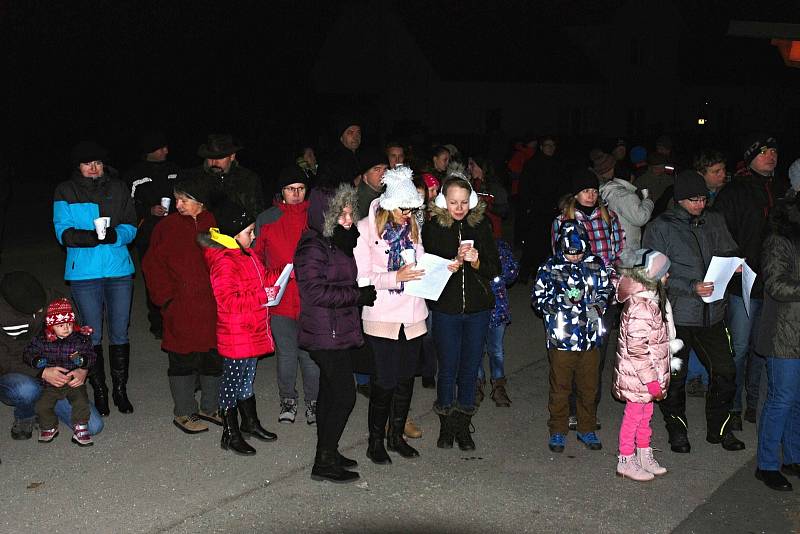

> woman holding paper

[
  {"left": 354, "top": 166, "right": 428, "bottom": 463},
  {"left": 53, "top": 141, "right": 138, "bottom": 416},
  {"left": 253, "top": 166, "right": 318, "bottom": 425},
  {"left": 422, "top": 174, "right": 500, "bottom": 451},
  {"left": 142, "top": 176, "right": 222, "bottom": 434}
]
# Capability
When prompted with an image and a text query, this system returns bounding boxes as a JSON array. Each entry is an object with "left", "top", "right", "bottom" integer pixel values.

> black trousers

[
  {"left": 137, "top": 241, "right": 162, "bottom": 334},
  {"left": 310, "top": 349, "right": 356, "bottom": 454},
  {"left": 367, "top": 328, "right": 422, "bottom": 390},
  {"left": 659, "top": 320, "right": 737, "bottom": 435},
  {"left": 167, "top": 351, "right": 223, "bottom": 377}
]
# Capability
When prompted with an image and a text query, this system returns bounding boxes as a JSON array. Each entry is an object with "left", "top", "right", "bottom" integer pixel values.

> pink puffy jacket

[{"left": 612, "top": 275, "right": 672, "bottom": 403}]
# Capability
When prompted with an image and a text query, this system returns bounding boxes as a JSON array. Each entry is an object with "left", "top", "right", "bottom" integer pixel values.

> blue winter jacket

[
  {"left": 53, "top": 170, "right": 137, "bottom": 280},
  {"left": 533, "top": 221, "right": 611, "bottom": 351},
  {"left": 490, "top": 240, "right": 519, "bottom": 328}
]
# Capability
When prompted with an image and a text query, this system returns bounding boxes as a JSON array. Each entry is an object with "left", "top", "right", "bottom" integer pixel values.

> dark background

[{"left": 4, "top": 0, "right": 800, "bottom": 183}]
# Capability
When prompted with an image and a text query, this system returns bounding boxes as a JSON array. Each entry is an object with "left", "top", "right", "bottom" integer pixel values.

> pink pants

[{"left": 618, "top": 401, "right": 654, "bottom": 456}]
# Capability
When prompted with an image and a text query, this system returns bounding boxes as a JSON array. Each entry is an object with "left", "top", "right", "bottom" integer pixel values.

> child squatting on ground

[
  {"left": 23, "top": 298, "right": 96, "bottom": 446},
  {"left": 612, "top": 248, "right": 683, "bottom": 481},
  {"left": 533, "top": 220, "right": 611, "bottom": 453}
]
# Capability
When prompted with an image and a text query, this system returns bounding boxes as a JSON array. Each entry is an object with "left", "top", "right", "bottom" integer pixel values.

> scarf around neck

[{"left": 382, "top": 221, "right": 413, "bottom": 294}]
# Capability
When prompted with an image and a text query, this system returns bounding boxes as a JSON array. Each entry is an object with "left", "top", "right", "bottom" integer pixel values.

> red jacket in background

[
  {"left": 199, "top": 234, "right": 279, "bottom": 359},
  {"left": 253, "top": 200, "right": 308, "bottom": 320},
  {"left": 142, "top": 211, "right": 217, "bottom": 355},
  {"left": 507, "top": 143, "right": 536, "bottom": 196}
]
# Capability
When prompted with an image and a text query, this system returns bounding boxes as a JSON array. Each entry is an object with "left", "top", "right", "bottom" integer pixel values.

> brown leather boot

[
  {"left": 476, "top": 379, "right": 486, "bottom": 406},
  {"left": 490, "top": 378, "right": 511, "bottom": 407}
]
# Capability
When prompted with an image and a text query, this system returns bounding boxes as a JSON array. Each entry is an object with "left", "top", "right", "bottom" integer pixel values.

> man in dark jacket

[
  {"left": 184, "top": 134, "right": 265, "bottom": 216},
  {"left": 642, "top": 170, "right": 745, "bottom": 454},
  {"left": 122, "top": 131, "right": 180, "bottom": 338},
  {"left": 355, "top": 148, "right": 388, "bottom": 220},
  {"left": 0, "top": 273, "right": 103, "bottom": 443},
  {"left": 317, "top": 118, "right": 362, "bottom": 188},
  {"left": 713, "top": 134, "right": 783, "bottom": 427}
]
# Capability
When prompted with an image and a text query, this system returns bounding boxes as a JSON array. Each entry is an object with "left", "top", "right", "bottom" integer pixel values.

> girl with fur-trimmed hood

[
  {"left": 295, "top": 183, "right": 376, "bottom": 484},
  {"left": 613, "top": 248, "right": 683, "bottom": 482},
  {"left": 421, "top": 174, "right": 500, "bottom": 452}
]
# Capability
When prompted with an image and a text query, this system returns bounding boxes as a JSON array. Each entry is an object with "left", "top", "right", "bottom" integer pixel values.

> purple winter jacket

[{"left": 294, "top": 185, "right": 363, "bottom": 351}]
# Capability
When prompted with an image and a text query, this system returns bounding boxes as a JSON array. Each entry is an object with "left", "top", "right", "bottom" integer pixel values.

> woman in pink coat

[
  {"left": 354, "top": 166, "right": 428, "bottom": 464},
  {"left": 613, "top": 248, "right": 682, "bottom": 482}
]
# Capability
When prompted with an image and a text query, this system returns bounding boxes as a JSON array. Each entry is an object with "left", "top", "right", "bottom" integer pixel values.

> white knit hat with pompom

[{"left": 379, "top": 165, "right": 423, "bottom": 211}]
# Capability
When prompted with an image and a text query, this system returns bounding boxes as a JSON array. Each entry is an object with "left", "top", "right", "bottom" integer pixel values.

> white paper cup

[
  {"left": 93, "top": 218, "right": 107, "bottom": 240},
  {"left": 357, "top": 277, "right": 371, "bottom": 287},
  {"left": 100, "top": 216, "right": 111, "bottom": 227},
  {"left": 160, "top": 197, "right": 171, "bottom": 213},
  {"left": 460, "top": 239, "right": 474, "bottom": 248},
  {"left": 400, "top": 248, "right": 416, "bottom": 266}
]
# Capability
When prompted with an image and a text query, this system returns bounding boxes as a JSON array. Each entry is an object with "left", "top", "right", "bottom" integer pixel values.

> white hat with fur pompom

[{"left": 378, "top": 165, "right": 423, "bottom": 211}]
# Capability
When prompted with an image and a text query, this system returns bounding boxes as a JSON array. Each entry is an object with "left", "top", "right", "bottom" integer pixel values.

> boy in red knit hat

[{"left": 23, "top": 298, "right": 96, "bottom": 446}]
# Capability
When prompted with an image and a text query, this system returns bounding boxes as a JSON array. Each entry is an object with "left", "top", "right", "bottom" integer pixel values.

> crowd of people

[{"left": 0, "top": 119, "right": 798, "bottom": 492}]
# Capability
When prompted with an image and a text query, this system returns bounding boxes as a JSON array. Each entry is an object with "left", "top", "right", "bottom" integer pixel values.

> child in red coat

[{"left": 199, "top": 199, "right": 281, "bottom": 456}]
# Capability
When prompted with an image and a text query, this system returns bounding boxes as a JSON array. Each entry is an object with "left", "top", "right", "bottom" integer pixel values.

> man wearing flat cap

[
  {"left": 642, "top": 170, "right": 744, "bottom": 455},
  {"left": 713, "top": 133, "right": 788, "bottom": 428},
  {"left": 184, "top": 133, "right": 265, "bottom": 216},
  {"left": 122, "top": 131, "right": 180, "bottom": 338}
]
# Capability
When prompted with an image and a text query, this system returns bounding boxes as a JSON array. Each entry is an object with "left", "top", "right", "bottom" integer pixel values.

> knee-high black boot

[
  {"left": 238, "top": 396, "right": 277, "bottom": 441},
  {"left": 89, "top": 345, "right": 109, "bottom": 416},
  {"left": 109, "top": 344, "right": 133, "bottom": 414},
  {"left": 221, "top": 406, "right": 256, "bottom": 455},
  {"left": 386, "top": 378, "right": 420, "bottom": 458},
  {"left": 366, "top": 383, "right": 393, "bottom": 464}
]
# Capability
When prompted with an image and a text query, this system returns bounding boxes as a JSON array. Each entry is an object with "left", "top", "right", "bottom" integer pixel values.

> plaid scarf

[{"left": 382, "top": 221, "right": 413, "bottom": 294}]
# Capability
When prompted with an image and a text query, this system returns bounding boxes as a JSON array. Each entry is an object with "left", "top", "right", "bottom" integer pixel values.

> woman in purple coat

[{"left": 295, "top": 184, "right": 377, "bottom": 483}]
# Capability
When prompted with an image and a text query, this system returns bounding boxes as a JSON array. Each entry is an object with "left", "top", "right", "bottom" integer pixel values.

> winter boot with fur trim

[{"left": 490, "top": 378, "right": 511, "bottom": 407}]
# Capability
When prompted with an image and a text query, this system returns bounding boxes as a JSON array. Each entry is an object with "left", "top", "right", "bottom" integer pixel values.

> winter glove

[
  {"left": 565, "top": 286, "right": 583, "bottom": 305},
  {"left": 357, "top": 285, "right": 377, "bottom": 307},
  {"left": 100, "top": 226, "right": 118, "bottom": 244},
  {"left": 265, "top": 286, "right": 281, "bottom": 302},
  {"left": 646, "top": 381, "right": 662, "bottom": 398}
]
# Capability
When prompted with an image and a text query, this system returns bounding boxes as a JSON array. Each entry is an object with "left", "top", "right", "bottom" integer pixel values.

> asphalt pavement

[{"left": 0, "top": 182, "right": 797, "bottom": 533}]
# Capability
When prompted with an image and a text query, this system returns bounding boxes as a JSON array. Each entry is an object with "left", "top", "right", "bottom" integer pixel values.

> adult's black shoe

[
  {"left": 421, "top": 376, "right": 436, "bottom": 389},
  {"left": 667, "top": 425, "right": 691, "bottom": 453},
  {"left": 311, "top": 450, "right": 359, "bottom": 483},
  {"left": 755, "top": 469, "right": 793, "bottom": 491},
  {"left": 781, "top": 464, "right": 800, "bottom": 477},
  {"left": 706, "top": 431, "right": 745, "bottom": 451},
  {"left": 728, "top": 412, "right": 743, "bottom": 432},
  {"left": 337, "top": 451, "right": 358, "bottom": 468}
]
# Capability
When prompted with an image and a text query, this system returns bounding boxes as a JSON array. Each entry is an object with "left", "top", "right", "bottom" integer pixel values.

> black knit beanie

[
  {"left": 1, "top": 271, "right": 47, "bottom": 314},
  {"left": 571, "top": 167, "right": 600, "bottom": 195}
]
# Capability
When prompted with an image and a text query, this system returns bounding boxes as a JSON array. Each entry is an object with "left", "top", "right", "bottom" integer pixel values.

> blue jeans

[
  {"left": 757, "top": 358, "right": 800, "bottom": 470},
  {"left": 354, "top": 373, "right": 370, "bottom": 386},
  {"left": 477, "top": 323, "right": 506, "bottom": 381},
  {"left": 727, "top": 294, "right": 764, "bottom": 412},
  {"left": 432, "top": 310, "right": 490, "bottom": 410},
  {"left": 0, "top": 373, "right": 104, "bottom": 434},
  {"left": 687, "top": 350, "right": 709, "bottom": 385},
  {"left": 70, "top": 276, "right": 134, "bottom": 346}
]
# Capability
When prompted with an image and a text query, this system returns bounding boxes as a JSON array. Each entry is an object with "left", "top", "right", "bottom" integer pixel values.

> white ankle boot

[
  {"left": 636, "top": 447, "right": 667, "bottom": 476},
  {"left": 616, "top": 454, "right": 655, "bottom": 481}
]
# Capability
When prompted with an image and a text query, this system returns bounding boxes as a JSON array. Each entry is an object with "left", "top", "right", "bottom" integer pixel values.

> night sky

[{"left": 5, "top": 0, "right": 800, "bottom": 180}]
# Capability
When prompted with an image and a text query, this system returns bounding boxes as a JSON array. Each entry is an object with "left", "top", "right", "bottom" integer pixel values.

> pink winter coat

[
  {"left": 354, "top": 198, "right": 428, "bottom": 339},
  {"left": 612, "top": 275, "right": 672, "bottom": 403}
]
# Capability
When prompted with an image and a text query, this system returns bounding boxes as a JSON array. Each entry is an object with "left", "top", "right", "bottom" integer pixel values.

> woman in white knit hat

[{"left": 354, "top": 166, "right": 428, "bottom": 464}]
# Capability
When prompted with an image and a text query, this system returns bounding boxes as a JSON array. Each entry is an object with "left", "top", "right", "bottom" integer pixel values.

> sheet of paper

[
  {"left": 403, "top": 253, "right": 454, "bottom": 301},
  {"left": 267, "top": 263, "right": 294, "bottom": 307},
  {"left": 741, "top": 262, "right": 757, "bottom": 316},
  {"left": 702, "top": 256, "right": 744, "bottom": 303}
]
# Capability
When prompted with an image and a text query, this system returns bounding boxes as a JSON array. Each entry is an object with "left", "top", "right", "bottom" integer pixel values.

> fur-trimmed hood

[
  {"left": 428, "top": 200, "right": 487, "bottom": 228},
  {"left": 618, "top": 265, "right": 658, "bottom": 292},
  {"left": 308, "top": 184, "right": 359, "bottom": 237},
  {"left": 769, "top": 196, "right": 800, "bottom": 242}
]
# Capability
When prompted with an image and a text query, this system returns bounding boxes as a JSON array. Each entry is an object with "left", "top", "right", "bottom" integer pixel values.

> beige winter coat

[{"left": 612, "top": 275, "right": 675, "bottom": 403}]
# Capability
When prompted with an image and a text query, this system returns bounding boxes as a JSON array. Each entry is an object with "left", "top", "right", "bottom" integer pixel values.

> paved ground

[{"left": 0, "top": 182, "right": 797, "bottom": 533}]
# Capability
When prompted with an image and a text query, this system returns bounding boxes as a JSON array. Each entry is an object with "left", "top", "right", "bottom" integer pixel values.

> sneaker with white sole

[
  {"left": 72, "top": 423, "right": 94, "bottom": 447},
  {"left": 616, "top": 454, "right": 654, "bottom": 481},
  {"left": 636, "top": 447, "right": 667, "bottom": 476},
  {"left": 279, "top": 398, "right": 297, "bottom": 423},
  {"left": 305, "top": 401, "right": 317, "bottom": 425},
  {"left": 39, "top": 427, "right": 59, "bottom": 443}
]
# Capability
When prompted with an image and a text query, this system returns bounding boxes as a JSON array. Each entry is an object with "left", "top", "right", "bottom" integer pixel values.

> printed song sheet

[
  {"left": 267, "top": 263, "right": 294, "bottom": 306},
  {"left": 701, "top": 256, "right": 744, "bottom": 303},
  {"left": 403, "top": 254, "right": 454, "bottom": 301}
]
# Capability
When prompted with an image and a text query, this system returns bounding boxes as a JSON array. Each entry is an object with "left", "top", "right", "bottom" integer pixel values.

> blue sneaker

[
  {"left": 577, "top": 431, "right": 603, "bottom": 450},
  {"left": 548, "top": 433, "right": 566, "bottom": 453}
]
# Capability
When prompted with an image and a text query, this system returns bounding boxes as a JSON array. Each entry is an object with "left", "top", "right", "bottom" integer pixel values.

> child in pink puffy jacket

[{"left": 613, "top": 248, "right": 683, "bottom": 482}]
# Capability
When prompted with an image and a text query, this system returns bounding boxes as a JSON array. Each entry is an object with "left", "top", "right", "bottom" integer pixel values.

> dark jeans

[
  {"left": 548, "top": 348, "right": 600, "bottom": 434},
  {"left": 478, "top": 323, "right": 507, "bottom": 381},
  {"left": 727, "top": 294, "right": 764, "bottom": 412},
  {"left": 310, "top": 349, "right": 356, "bottom": 454},
  {"left": 417, "top": 313, "right": 437, "bottom": 379},
  {"left": 36, "top": 384, "right": 91, "bottom": 429},
  {"left": 0, "top": 373, "right": 104, "bottom": 434},
  {"left": 70, "top": 275, "right": 134, "bottom": 346},
  {"left": 432, "top": 309, "right": 490, "bottom": 410},
  {"left": 659, "top": 321, "right": 737, "bottom": 436},
  {"left": 757, "top": 357, "right": 800, "bottom": 470},
  {"left": 366, "top": 327, "right": 422, "bottom": 390}
]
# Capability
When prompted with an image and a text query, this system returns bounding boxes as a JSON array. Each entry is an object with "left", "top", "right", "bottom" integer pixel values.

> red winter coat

[
  {"left": 253, "top": 200, "right": 308, "bottom": 320},
  {"left": 142, "top": 211, "right": 217, "bottom": 355},
  {"left": 199, "top": 233, "right": 278, "bottom": 359}
]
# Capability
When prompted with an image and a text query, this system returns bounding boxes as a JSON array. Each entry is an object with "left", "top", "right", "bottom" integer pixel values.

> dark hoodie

[
  {"left": 294, "top": 185, "right": 364, "bottom": 351},
  {"left": 533, "top": 220, "right": 611, "bottom": 351}
]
